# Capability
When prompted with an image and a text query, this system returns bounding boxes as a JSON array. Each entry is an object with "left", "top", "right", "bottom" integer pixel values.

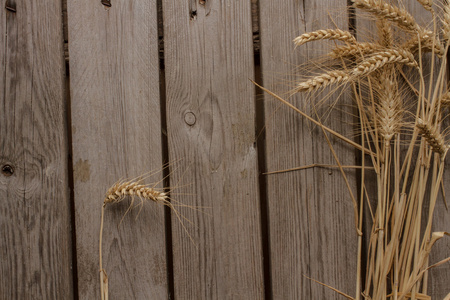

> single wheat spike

[
  {"left": 416, "top": 118, "right": 449, "bottom": 155},
  {"left": 104, "top": 180, "right": 168, "bottom": 205},
  {"left": 99, "top": 176, "right": 198, "bottom": 300},
  {"left": 443, "top": 1, "right": 450, "bottom": 39},
  {"left": 377, "top": 19, "right": 393, "bottom": 47},
  {"left": 330, "top": 42, "right": 381, "bottom": 58},
  {"left": 351, "top": 49, "right": 417, "bottom": 77},
  {"left": 99, "top": 180, "right": 169, "bottom": 300},
  {"left": 351, "top": 0, "right": 419, "bottom": 32},
  {"left": 295, "top": 70, "right": 350, "bottom": 93},
  {"left": 373, "top": 68, "right": 403, "bottom": 142},
  {"left": 293, "top": 29, "right": 356, "bottom": 47},
  {"left": 417, "top": 0, "right": 433, "bottom": 12}
]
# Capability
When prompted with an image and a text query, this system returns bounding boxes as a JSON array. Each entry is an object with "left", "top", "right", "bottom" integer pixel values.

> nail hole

[
  {"left": 2, "top": 165, "right": 14, "bottom": 177},
  {"left": 190, "top": 10, "right": 197, "bottom": 20},
  {"left": 5, "top": 0, "right": 16, "bottom": 12},
  {"left": 101, "top": 0, "right": 111, "bottom": 7}
]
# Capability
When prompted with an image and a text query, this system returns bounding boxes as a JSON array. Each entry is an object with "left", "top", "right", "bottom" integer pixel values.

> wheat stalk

[
  {"left": 99, "top": 174, "right": 198, "bottom": 300},
  {"left": 99, "top": 180, "right": 169, "bottom": 300}
]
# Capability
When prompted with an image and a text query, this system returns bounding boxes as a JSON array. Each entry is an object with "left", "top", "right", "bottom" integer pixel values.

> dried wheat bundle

[{"left": 260, "top": 0, "right": 450, "bottom": 299}]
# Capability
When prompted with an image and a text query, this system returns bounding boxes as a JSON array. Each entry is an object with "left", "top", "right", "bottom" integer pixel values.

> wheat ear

[
  {"left": 351, "top": 0, "right": 419, "bottom": 32},
  {"left": 351, "top": 49, "right": 417, "bottom": 77},
  {"left": 377, "top": 19, "right": 393, "bottom": 47},
  {"left": 295, "top": 70, "right": 350, "bottom": 93},
  {"left": 443, "top": 1, "right": 450, "bottom": 39},
  {"left": 330, "top": 42, "right": 381, "bottom": 58},
  {"left": 373, "top": 69, "right": 403, "bottom": 142},
  {"left": 293, "top": 29, "right": 356, "bottom": 47},
  {"left": 416, "top": 118, "right": 449, "bottom": 156},
  {"left": 417, "top": 0, "right": 433, "bottom": 12}
]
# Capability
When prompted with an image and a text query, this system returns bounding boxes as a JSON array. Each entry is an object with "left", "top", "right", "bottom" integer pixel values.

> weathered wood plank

[
  {"left": 0, "top": 1, "right": 73, "bottom": 299},
  {"left": 67, "top": 1, "right": 167, "bottom": 298},
  {"left": 162, "top": 1, "right": 264, "bottom": 298},
  {"left": 260, "top": 1, "right": 358, "bottom": 298}
]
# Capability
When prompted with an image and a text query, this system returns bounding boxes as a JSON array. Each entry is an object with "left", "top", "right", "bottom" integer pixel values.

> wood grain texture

[
  {"left": 67, "top": 1, "right": 167, "bottom": 298},
  {"left": 162, "top": 1, "right": 264, "bottom": 298},
  {"left": 0, "top": 1, "right": 73, "bottom": 299},
  {"left": 260, "top": 1, "right": 358, "bottom": 298}
]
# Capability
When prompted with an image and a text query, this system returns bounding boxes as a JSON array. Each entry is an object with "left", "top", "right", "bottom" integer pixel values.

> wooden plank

[
  {"left": 162, "top": 1, "right": 264, "bottom": 298},
  {"left": 67, "top": 1, "right": 167, "bottom": 298},
  {"left": 260, "top": 1, "right": 358, "bottom": 298},
  {"left": 0, "top": 1, "right": 73, "bottom": 299}
]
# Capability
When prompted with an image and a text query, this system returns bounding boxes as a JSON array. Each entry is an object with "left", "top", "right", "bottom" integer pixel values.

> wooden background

[{"left": 0, "top": 0, "right": 448, "bottom": 299}]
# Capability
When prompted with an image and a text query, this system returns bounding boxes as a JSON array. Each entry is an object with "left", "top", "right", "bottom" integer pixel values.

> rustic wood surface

[
  {"left": 162, "top": 0, "right": 265, "bottom": 298},
  {"left": 67, "top": 0, "right": 167, "bottom": 298},
  {"left": 260, "top": 1, "right": 358, "bottom": 299},
  {"left": 2, "top": 0, "right": 449, "bottom": 299},
  {"left": 0, "top": 1, "right": 73, "bottom": 299}
]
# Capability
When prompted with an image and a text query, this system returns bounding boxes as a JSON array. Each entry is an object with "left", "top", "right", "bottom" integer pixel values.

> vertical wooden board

[
  {"left": 0, "top": 1, "right": 73, "bottom": 299},
  {"left": 162, "top": 1, "right": 264, "bottom": 298},
  {"left": 67, "top": 1, "right": 167, "bottom": 298},
  {"left": 260, "top": 1, "right": 358, "bottom": 298}
]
